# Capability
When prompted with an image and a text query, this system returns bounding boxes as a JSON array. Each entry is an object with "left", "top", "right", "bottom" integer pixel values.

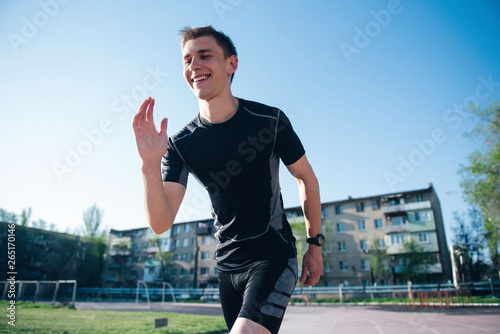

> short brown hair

[{"left": 179, "top": 25, "right": 237, "bottom": 59}]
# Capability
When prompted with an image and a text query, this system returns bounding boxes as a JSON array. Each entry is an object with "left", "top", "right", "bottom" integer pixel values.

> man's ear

[{"left": 227, "top": 55, "right": 238, "bottom": 76}]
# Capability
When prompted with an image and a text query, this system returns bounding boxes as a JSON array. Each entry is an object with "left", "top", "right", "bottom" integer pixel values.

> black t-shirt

[{"left": 162, "top": 98, "right": 305, "bottom": 272}]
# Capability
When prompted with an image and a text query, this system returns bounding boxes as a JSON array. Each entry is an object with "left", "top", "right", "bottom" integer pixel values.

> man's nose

[{"left": 189, "top": 58, "right": 201, "bottom": 71}]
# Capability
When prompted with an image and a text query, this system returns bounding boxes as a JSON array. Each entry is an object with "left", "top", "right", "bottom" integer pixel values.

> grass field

[{"left": 1, "top": 301, "right": 227, "bottom": 334}]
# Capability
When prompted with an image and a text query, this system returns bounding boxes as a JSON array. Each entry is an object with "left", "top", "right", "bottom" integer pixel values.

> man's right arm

[
  {"left": 133, "top": 97, "right": 185, "bottom": 235},
  {"left": 142, "top": 163, "right": 186, "bottom": 234}
]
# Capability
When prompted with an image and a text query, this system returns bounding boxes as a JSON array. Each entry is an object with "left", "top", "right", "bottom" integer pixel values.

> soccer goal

[
  {"left": 135, "top": 280, "right": 176, "bottom": 307},
  {"left": 1, "top": 280, "right": 77, "bottom": 306}
]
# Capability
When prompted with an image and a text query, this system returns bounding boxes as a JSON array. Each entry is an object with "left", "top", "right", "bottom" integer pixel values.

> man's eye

[
  {"left": 185, "top": 59, "right": 191, "bottom": 65},
  {"left": 201, "top": 55, "right": 211, "bottom": 59}
]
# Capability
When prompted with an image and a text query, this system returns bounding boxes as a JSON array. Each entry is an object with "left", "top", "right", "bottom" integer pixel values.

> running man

[{"left": 132, "top": 25, "right": 323, "bottom": 334}]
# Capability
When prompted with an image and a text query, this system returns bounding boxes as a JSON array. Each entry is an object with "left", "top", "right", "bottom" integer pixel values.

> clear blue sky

[{"left": 1, "top": 1, "right": 499, "bottom": 243}]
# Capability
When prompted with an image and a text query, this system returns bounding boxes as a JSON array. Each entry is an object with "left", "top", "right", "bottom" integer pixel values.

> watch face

[{"left": 318, "top": 234, "right": 325, "bottom": 246}]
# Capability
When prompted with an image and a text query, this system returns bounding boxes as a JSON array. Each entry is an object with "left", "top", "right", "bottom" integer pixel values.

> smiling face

[{"left": 182, "top": 36, "right": 238, "bottom": 101}]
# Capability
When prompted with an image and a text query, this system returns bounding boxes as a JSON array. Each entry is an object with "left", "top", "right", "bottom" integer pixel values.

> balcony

[
  {"left": 385, "top": 224, "right": 410, "bottom": 234},
  {"left": 382, "top": 201, "right": 431, "bottom": 215},
  {"left": 196, "top": 225, "right": 212, "bottom": 235},
  {"left": 109, "top": 249, "right": 131, "bottom": 256}
]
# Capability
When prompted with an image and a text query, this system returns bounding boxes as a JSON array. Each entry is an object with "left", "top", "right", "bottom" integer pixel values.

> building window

[
  {"left": 391, "top": 216, "right": 405, "bottom": 226},
  {"left": 174, "top": 239, "right": 180, "bottom": 248},
  {"left": 201, "top": 251, "right": 210, "bottom": 260},
  {"left": 171, "top": 268, "right": 177, "bottom": 277},
  {"left": 173, "top": 254, "right": 178, "bottom": 261},
  {"left": 190, "top": 268, "right": 195, "bottom": 276},
  {"left": 173, "top": 225, "right": 180, "bottom": 235},
  {"left": 415, "top": 211, "right": 430, "bottom": 222},
  {"left": 324, "top": 262, "right": 331, "bottom": 272},
  {"left": 391, "top": 234, "right": 405, "bottom": 245},
  {"left": 202, "top": 236, "right": 211, "bottom": 245},
  {"left": 362, "top": 279, "right": 370, "bottom": 286},
  {"left": 414, "top": 194, "right": 423, "bottom": 202},
  {"left": 360, "top": 240, "right": 368, "bottom": 252},
  {"left": 321, "top": 207, "right": 328, "bottom": 219},
  {"left": 336, "top": 223, "right": 345, "bottom": 233},
  {"left": 214, "top": 267, "right": 218, "bottom": 275},
  {"left": 356, "top": 202, "right": 365, "bottom": 212},
  {"left": 335, "top": 205, "right": 343, "bottom": 215},
  {"left": 361, "top": 259, "right": 370, "bottom": 271},
  {"left": 184, "top": 224, "right": 190, "bottom": 232},
  {"left": 358, "top": 221, "right": 366, "bottom": 231},
  {"left": 183, "top": 238, "right": 189, "bottom": 247},
  {"left": 181, "top": 253, "right": 187, "bottom": 261},
  {"left": 377, "top": 238, "right": 385, "bottom": 249},
  {"left": 418, "top": 232, "right": 429, "bottom": 243},
  {"left": 201, "top": 267, "right": 209, "bottom": 276},
  {"left": 339, "top": 261, "right": 348, "bottom": 272},
  {"left": 338, "top": 241, "right": 346, "bottom": 252},
  {"left": 372, "top": 200, "right": 381, "bottom": 210},
  {"left": 374, "top": 219, "right": 383, "bottom": 229}
]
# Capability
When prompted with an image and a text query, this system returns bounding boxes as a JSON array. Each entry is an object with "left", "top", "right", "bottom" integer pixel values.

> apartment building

[
  {"left": 286, "top": 183, "right": 452, "bottom": 286},
  {"left": 105, "top": 220, "right": 218, "bottom": 289},
  {"left": 105, "top": 184, "right": 452, "bottom": 287}
]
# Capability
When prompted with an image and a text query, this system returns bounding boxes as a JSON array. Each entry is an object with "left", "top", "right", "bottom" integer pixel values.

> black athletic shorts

[{"left": 218, "top": 257, "right": 298, "bottom": 334}]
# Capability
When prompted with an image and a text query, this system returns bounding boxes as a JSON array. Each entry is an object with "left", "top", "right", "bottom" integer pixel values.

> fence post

[
  {"left": 407, "top": 281, "right": 414, "bottom": 308},
  {"left": 339, "top": 284, "right": 343, "bottom": 303},
  {"left": 489, "top": 278, "right": 495, "bottom": 297}
]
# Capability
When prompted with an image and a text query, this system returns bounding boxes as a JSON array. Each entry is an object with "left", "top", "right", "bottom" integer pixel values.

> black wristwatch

[{"left": 307, "top": 234, "right": 325, "bottom": 247}]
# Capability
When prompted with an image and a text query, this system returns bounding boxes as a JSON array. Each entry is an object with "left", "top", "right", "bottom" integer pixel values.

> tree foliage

[
  {"left": 368, "top": 239, "right": 389, "bottom": 285},
  {"left": 20, "top": 207, "right": 32, "bottom": 226},
  {"left": 459, "top": 101, "right": 500, "bottom": 277},
  {"left": 150, "top": 235, "right": 174, "bottom": 282},
  {"left": 81, "top": 204, "right": 106, "bottom": 242},
  {"left": 451, "top": 209, "right": 488, "bottom": 281},
  {"left": 399, "top": 238, "right": 431, "bottom": 283}
]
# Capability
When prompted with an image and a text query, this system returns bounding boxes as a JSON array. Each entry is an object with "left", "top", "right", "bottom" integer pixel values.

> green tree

[
  {"left": 459, "top": 101, "right": 500, "bottom": 278},
  {"left": 81, "top": 204, "right": 106, "bottom": 241},
  {"left": 398, "top": 238, "right": 430, "bottom": 283},
  {"left": 150, "top": 235, "right": 174, "bottom": 282},
  {"left": 451, "top": 208, "right": 487, "bottom": 281},
  {"left": 78, "top": 204, "right": 108, "bottom": 287},
  {"left": 20, "top": 207, "right": 32, "bottom": 226},
  {"left": 0, "top": 208, "right": 18, "bottom": 223},
  {"left": 368, "top": 239, "right": 389, "bottom": 285}
]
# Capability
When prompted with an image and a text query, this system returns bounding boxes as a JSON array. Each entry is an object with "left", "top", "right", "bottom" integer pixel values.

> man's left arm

[{"left": 286, "top": 154, "right": 324, "bottom": 286}]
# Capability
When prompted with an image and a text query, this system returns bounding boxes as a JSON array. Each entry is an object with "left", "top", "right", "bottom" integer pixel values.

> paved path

[{"left": 75, "top": 302, "right": 500, "bottom": 333}]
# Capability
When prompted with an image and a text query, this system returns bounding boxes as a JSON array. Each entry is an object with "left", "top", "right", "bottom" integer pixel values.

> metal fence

[{"left": 2, "top": 280, "right": 499, "bottom": 305}]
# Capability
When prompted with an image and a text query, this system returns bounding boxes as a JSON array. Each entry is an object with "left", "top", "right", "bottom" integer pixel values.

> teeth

[{"left": 193, "top": 75, "right": 209, "bottom": 83}]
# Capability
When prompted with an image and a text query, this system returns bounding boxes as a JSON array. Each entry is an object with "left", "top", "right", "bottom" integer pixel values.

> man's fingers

[
  {"left": 159, "top": 118, "right": 168, "bottom": 136},
  {"left": 146, "top": 97, "right": 155, "bottom": 122},
  {"left": 300, "top": 264, "right": 308, "bottom": 284},
  {"left": 133, "top": 97, "right": 152, "bottom": 129}
]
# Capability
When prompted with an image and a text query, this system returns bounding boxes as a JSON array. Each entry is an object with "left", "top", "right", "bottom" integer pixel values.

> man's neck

[{"left": 198, "top": 93, "right": 239, "bottom": 124}]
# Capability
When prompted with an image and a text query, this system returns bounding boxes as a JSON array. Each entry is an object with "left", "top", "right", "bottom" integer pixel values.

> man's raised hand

[{"left": 132, "top": 97, "right": 168, "bottom": 165}]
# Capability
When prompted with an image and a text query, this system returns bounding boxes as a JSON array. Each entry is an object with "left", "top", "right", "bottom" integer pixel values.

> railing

[{"left": 3, "top": 281, "right": 499, "bottom": 304}]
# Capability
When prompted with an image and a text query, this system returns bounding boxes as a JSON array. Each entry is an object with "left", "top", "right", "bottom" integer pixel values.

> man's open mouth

[{"left": 192, "top": 75, "right": 211, "bottom": 83}]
